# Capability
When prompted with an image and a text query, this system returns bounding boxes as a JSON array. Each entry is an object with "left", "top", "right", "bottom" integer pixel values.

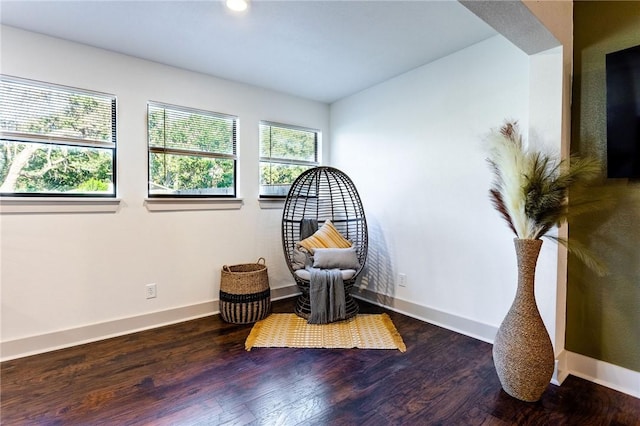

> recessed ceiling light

[{"left": 226, "top": 0, "right": 248, "bottom": 12}]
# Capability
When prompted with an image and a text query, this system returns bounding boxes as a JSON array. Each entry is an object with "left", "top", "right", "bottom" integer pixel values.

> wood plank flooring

[{"left": 2, "top": 297, "right": 639, "bottom": 425}]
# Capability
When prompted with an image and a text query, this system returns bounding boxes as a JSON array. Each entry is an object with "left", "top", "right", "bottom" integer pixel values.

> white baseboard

[
  {"left": 353, "top": 287, "right": 498, "bottom": 343},
  {"left": 565, "top": 351, "right": 640, "bottom": 398},
  {"left": 0, "top": 285, "right": 299, "bottom": 362},
  {"left": 0, "top": 301, "right": 217, "bottom": 362},
  {"left": 271, "top": 284, "right": 300, "bottom": 300},
  {"left": 354, "top": 289, "right": 640, "bottom": 399},
  {"left": 551, "top": 349, "right": 570, "bottom": 385},
  {"left": 4, "top": 286, "right": 637, "bottom": 400}
]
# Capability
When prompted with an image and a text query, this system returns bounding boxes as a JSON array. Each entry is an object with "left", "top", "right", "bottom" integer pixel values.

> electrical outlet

[
  {"left": 146, "top": 283, "right": 157, "bottom": 299},
  {"left": 398, "top": 273, "right": 407, "bottom": 288}
]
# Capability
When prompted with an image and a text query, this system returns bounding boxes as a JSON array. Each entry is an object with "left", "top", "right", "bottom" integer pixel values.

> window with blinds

[
  {"left": 259, "top": 121, "right": 319, "bottom": 197},
  {"left": 147, "top": 102, "right": 237, "bottom": 197},
  {"left": 0, "top": 75, "right": 117, "bottom": 196}
]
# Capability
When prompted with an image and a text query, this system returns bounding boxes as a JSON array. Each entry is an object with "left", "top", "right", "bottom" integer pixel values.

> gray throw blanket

[
  {"left": 300, "top": 218, "right": 318, "bottom": 240},
  {"left": 308, "top": 267, "right": 346, "bottom": 324}
]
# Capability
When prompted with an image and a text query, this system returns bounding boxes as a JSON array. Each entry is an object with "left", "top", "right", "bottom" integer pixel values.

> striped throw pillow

[{"left": 298, "top": 220, "right": 352, "bottom": 252}]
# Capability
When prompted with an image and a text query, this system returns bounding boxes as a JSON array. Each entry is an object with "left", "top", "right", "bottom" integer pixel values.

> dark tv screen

[{"left": 606, "top": 44, "right": 640, "bottom": 179}]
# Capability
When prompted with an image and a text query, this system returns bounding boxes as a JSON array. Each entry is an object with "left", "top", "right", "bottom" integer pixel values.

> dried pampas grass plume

[{"left": 485, "top": 120, "right": 607, "bottom": 276}]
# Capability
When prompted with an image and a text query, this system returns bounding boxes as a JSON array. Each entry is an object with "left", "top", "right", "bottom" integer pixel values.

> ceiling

[{"left": 0, "top": 0, "right": 498, "bottom": 103}]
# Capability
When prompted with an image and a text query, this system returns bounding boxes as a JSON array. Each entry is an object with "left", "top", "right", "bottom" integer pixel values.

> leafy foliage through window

[
  {"left": 148, "top": 102, "right": 237, "bottom": 197},
  {"left": 259, "top": 121, "right": 319, "bottom": 197},
  {"left": 0, "top": 76, "right": 116, "bottom": 196}
]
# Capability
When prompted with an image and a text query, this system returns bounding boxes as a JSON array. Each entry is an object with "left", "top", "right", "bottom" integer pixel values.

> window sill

[
  {"left": 258, "top": 197, "right": 285, "bottom": 210},
  {"left": 0, "top": 197, "right": 121, "bottom": 214},
  {"left": 144, "top": 197, "right": 244, "bottom": 212}
]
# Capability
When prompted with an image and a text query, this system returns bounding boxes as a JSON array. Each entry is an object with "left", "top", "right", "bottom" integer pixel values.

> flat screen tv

[{"left": 606, "top": 44, "right": 640, "bottom": 179}]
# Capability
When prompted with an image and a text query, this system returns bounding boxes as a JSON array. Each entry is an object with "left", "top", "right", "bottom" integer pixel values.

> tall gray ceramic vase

[{"left": 492, "top": 238, "right": 555, "bottom": 402}]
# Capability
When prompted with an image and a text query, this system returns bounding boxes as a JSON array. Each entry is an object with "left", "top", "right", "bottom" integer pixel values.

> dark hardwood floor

[{"left": 2, "top": 297, "right": 639, "bottom": 425}]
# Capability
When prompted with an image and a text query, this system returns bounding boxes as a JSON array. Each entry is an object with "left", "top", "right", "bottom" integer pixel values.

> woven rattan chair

[{"left": 282, "top": 166, "right": 368, "bottom": 320}]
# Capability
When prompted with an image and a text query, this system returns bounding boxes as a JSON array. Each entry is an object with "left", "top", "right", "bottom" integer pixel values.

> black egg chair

[{"left": 282, "top": 166, "right": 368, "bottom": 320}]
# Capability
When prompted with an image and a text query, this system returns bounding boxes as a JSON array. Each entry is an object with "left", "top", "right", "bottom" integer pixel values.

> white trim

[
  {"left": 144, "top": 197, "right": 243, "bottom": 212},
  {"left": 0, "top": 301, "right": 216, "bottom": 362},
  {"left": 0, "top": 197, "right": 121, "bottom": 214},
  {"left": 353, "top": 287, "right": 498, "bottom": 343},
  {"left": 0, "top": 285, "right": 299, "bottom": 362},
  {"left": 566, "top": 351, "right": 640, "bottom": 398},
  {"left": 552, "top": 349, "right": 570, "bottom": 385},
  {"left": 355, "top": 289, "right": 640, "bottom": 399},
  {"left": 271, "top": 284, "right": 299, "bottom": 300},
  {"left": 258, "top": 198, "right": 285, "bottom": 209},
  {"left": 5, "top": 285, "right": 637, "bottom": 400}
]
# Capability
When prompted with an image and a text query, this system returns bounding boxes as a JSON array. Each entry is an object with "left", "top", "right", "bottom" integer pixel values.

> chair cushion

[
  {"left": 291, "top": 247, "right": 312, "bottom": 270},
  {"left": 295, "top": 269, "right": 357, "bottom": 281},
  {"left": 312, "top": 247, "right": 360, "bottom": 270},
  {"left": 298, "top": 220, "right": 352, "bottom": 251}
]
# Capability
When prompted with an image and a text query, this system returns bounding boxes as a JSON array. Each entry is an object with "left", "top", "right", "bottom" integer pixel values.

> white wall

[
  {"left": 330, "top": 35, "right": 560, "bottom": 342},
  {"left": 527, "top": 46, "right": 564, "bottom": 354},
  {"left": 0, "top": 26, "right": 566, "bottom": 365},
  {"left": 0, "top": 26, "right": 327, "bottom": 356}
]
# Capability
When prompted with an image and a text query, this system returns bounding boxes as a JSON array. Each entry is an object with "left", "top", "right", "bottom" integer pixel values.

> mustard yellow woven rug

[{"left": 245, "top": 313, "right": 406, "bottom": 352}]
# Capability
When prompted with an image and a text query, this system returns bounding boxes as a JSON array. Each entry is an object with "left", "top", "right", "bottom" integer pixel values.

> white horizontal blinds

[
  {"left": 259, "top": 121, "right": 319, "bottom": 197},
  {"left": 148, "top": 102, "right": 237, "bottom": 159},
  {"left": 147, "top": 102, "right": 237, "bottom": 197},
  {"left": 0, "top": 76, "right": 116, "bottom": 148},
  {"left": 260, "top": 121, "right": 317, "bottom": 166},
  {"left": 0, "top": 76, "right": 116, "bottom": 197}
]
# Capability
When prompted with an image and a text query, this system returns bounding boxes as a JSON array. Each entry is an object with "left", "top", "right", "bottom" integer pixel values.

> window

[
  {"left": 148, "top": 102, "right": 237, "bottom": 197},
  {"left": 0, "top": 76, "right": 117, "bottom": 197},
  {"left": 259, "top": 121, "right": 319, "bottom": 197}
]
